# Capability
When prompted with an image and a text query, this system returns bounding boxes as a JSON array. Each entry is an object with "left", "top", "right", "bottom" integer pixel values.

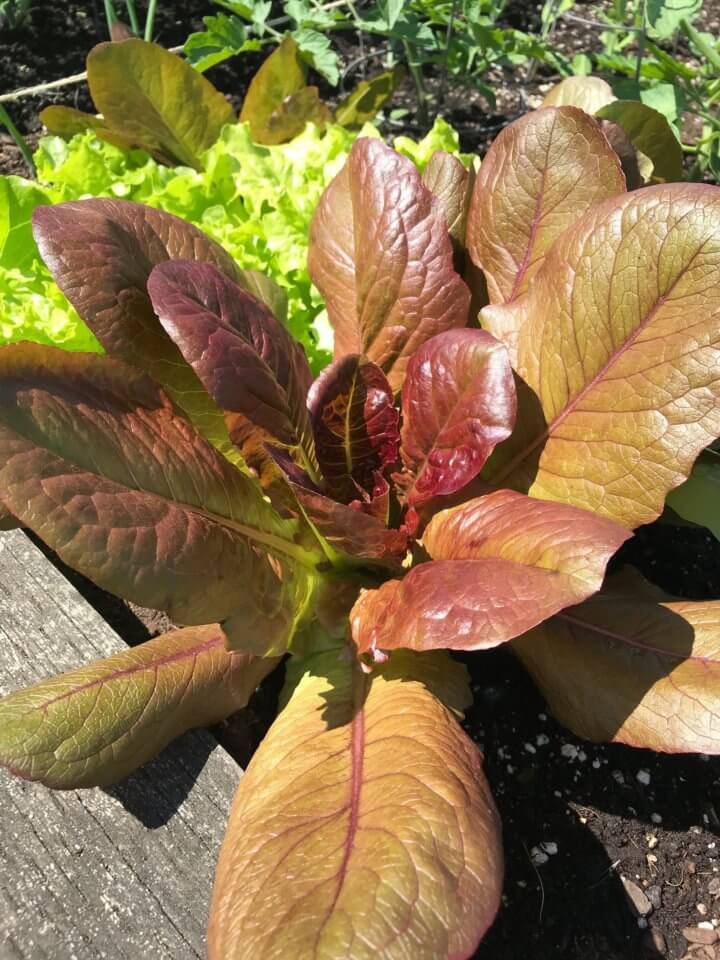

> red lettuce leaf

[
  {"left": 307, "top": 354, "right": 399, "bottom": 503},
  {"left": 148, "top": 259, "right": 319, "bottom": 481},
  {"left": 308, "top": 137, "right": 471, "bottom": 391},
  {"left": 394, "top": 329, "right": 516, "bottom": 508}
]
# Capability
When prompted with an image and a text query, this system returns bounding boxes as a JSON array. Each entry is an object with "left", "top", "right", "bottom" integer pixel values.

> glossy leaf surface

[
  {"left": 486, "top": 184, "right": 720, "bottom": 528},
  {"left": 87, "top": 39, "right": 234, "bottom": 169},
  {"left": 308, "top": 137, "right": 471, "bottom": 391},
  {"left": 395, "top": 330, "right": 515, "bottom": 508},
  {"left": 307, "top": 355, "right": 399, "bottom": 502},
  {"left": 32, "top": 198, "right": 248, "bottom": 462},
  {"left": 0, "top": 626, "right": 279, "bottom": 788},
  {"left": 148, "top": 260, "right": 317, "bottom": 475},
  {"left": 467, "top": 107, "right": 625, "bottom": 306},
  {"left": 209, "top": 648, "right": 503, "bottom": 959},
  {"left": 0, "top": 344, "right": 320, "bottom": 656},
  {"left": 515, "top": 570, "right": 720, "bottom": 753},
  {"left": 352, "top": 490, "right": 629, "bottom": 656}
]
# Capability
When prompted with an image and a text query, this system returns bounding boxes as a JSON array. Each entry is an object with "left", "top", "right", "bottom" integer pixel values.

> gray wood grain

[{"left": 0, "top": 530, "right": 242, "bottom": 960}]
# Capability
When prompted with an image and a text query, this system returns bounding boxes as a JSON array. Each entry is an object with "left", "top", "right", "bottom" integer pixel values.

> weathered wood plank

[{"left": 0, "top": 530, "right": 241, "bottom": 959}]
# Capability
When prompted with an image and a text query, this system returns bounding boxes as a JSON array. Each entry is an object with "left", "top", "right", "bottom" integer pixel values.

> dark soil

[{"left": 5, "top": 1, "right": 720, "bottom": 957}]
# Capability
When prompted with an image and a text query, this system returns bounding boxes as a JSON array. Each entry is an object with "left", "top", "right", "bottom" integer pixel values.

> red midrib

[
  {"left": 328, "top": 670, "right": 366, "bottom": 913},
  {"left": 40, "top": 634, "right": 225, "bottom": 710},
  {"left": 558, "top": 611, "right": 716, "bottom": 666},
  {"left": 494, "top": 233, "right": 711, "bottom": 488}
]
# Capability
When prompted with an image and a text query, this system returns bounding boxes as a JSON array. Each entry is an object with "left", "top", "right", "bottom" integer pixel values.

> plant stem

[
  {"left": 634, "top": 0, "right": 647, "bottom": 85},
  {"left": 144, "top": 0, "right": 157, "bottom": 41},
  {"left": 124, "top": 0, "right": 140, "bottom": 35},
  {"left": 103, "top": 0, "right": 118, "bottom": 35},
  {"left": 403, "top": 41, "right": 429, "bottom": 127},
  {"left": 0, "top": 106, "right": 35, "bottom": 177},
  {"left": 438, "top": 0, "right": 459, "bottom": 107}
]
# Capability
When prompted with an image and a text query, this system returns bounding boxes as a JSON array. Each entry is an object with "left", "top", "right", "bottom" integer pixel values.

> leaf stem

[
  {"left": 0, "top": 106, "right": 35, "bottom": 177},
  {"left": 124, "top": 0, "right": 140, "bottom": 35},
  {"left": 144, "top": 0, "right": 157, "bottom": 42},
  {"left": 103, "top": 0, "right": 118, "bottom": 35}
]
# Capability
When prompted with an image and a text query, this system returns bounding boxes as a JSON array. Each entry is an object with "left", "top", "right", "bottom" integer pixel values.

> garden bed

[
  {"left": 28, "top": 520, "right": 720, "bottom": 960},
  {"left": 3, "top": 2, "right": 720, "bottom": 958}
]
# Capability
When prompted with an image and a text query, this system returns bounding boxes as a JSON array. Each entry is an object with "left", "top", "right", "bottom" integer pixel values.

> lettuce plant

[{"left": 1, "top": 104, "right": 720, "bottom": 957}]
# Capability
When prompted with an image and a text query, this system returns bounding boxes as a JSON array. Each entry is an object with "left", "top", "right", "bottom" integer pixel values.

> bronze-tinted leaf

[
  {"left": 514, "top": 569, "right": 720, "bottom": 753},
  {"left": 240, "top": 35, "right": 324, "bottom": 145},
  {"left": 290, "top": 484, "right": 407, "bottom": 570},
  {"left": 486, "top": 183, "right": 720, "bottom": 528},
  {"left": 351, "top": 489, "right": 629, "bottom": 657},
  {"left": 334, "top": 65, "right": 405, "bottom": 129},
  {"left": 0, "top": 502, "right": 19, "bottom": 531},
  {"left": 208, "top": 648, "right": 503, "bottom": 959},
  {"left": 423, "top": 150, "right": 475, "bottom": 265},
  {"left": 148, "top": 259, "right": 318, "bottom": 479},
  {"left": 307, "top": 354, "right": 399, "bottom": 503},
  {"left": 0, "top": 344, "right": 321, "bottom": 656},
  {"left": 32, "top": 198, "right": 248, "bottom": 464},
  {"left": 541, "top": 75, "right": 616, "bottom": 113},
  {"left": 39, "top": 105, "right": 105, "bottom": 138},
  {"left": 596, "top": 100, "right": 684, "bottom": 184},
  {"left": 87, "top": 39, "right": 234, "bottom": 169},
  {"left": 263, "top": 86, "right": 331, "bottom": 145},
  {"left": 308, "top": 137, "right": 471, "bottom": 391},
  {"left": 394, "top": 330, "right": 515, "bottom": 508},
  {"left": 0, "top": 625, "right": 279, "bottom": 788},
  {"left": 467, "top": 107, "right": 625, "bottom": 310}
]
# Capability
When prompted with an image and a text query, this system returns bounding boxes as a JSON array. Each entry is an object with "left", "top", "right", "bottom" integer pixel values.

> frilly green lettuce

[{"left": 1, "top": 118, "right": 464, "bottom": 370}]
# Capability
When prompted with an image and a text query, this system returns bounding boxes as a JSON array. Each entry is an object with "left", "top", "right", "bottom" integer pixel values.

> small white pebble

[
  {"left": 612, "top": 770, "right": 625, "bottom": 785},
  {"left": 637, "top": 917, "right": 648, "bottom": 929},
  {"left": 647, "top": 854, "right": 658, "bottom": 864},
  {"left": 538, "top": 713, "right": 547, "bottom": 721},
  {"left": 530, "top": 847, "right": 549, "bottom": 866},
  {"left": 636, "top": 769, "right": 651, "bottom": 786},
  {"left": 506, "top": 764, "right": 515, "bottom": 774},
  {"left": 561, "top": 744, "right": 578, "bottom": 760},
  {"left": 647, "top": 835, "right": 658, "bottom": 850},
  {"left": 709, "top": 843, "right": 716, "bottom": 850},
  {"left": 536, "top": 734, "right": 549, "bottom": 747},
  {"left": 516, "top": 880, "right": 527, "bottom": 888},
  {"left": 651, "top": 813, "right": 663, "bottom": 824},
  {"left": 553, "top": 790, "right": 562, "bottom": 798},
  {"left": 524, "top": 743, "right": 537, "bottom": 754},
  {"left": 698, "top": 903, "right": 709, "bottom": 916},
  {"left": 699, "top": 921, "right": 714, "bottom": 930},
  {"left": 578, "top": 750, "right": 587, "bottom": 762},
  {"left": 579, "top": 816, "right": 588, "bottom": 824},
  {"left": 592, "top": 759, "right": 601, "bottom": 769},
  {"left": 541, "top": 841, "right": 558, "bottom": 856}
]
